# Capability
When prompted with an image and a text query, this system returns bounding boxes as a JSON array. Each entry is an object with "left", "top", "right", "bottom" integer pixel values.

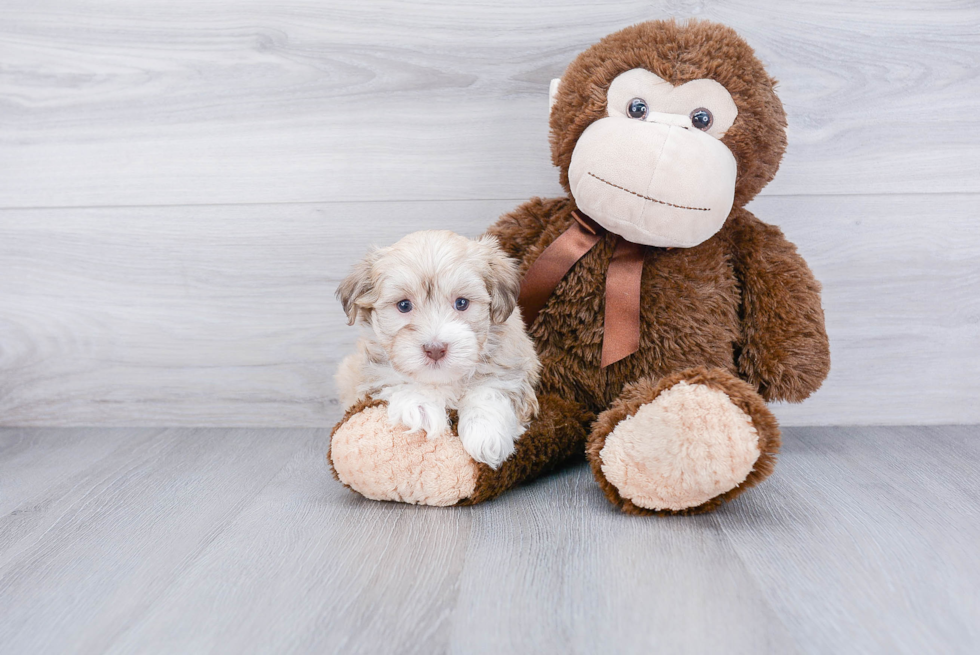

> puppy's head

[{"left": 337, "top": 230, "right": 521, "bottom": 384}]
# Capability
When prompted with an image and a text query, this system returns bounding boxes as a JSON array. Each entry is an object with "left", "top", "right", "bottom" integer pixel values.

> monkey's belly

[{"left": 533, "top": 245, "right": 741, "bottom": 411}]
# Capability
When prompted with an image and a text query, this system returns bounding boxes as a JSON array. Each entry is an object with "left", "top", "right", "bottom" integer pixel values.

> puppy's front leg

[
  {"left": 386, "top": 387, "right": 450, "bottom": 439},
  {"left": 458, "top": 386, "right": 523, "bottom": 469}
]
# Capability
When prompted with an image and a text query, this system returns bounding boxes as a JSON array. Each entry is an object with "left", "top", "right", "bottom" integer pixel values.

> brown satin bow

[{"left": 518, "top": 210, "right": 645, "bottom": 367}]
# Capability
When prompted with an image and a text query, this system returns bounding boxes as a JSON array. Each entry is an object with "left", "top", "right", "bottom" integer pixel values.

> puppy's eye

[
  {"left": 627, "top": 98, "right": 648, "bottom": 120},
  {"left": 396, "top": 299, "right": 412, "bottom": 313},
  {"left": 454, "top": 298, "right": 469, "bottom": 311},
  {"left": 690, "top": 108, "right": 713, "bottom": 131}
]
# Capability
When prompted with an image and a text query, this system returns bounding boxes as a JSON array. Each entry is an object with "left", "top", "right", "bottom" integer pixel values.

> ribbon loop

[
  {"left": 518, "top": 212, "right": 603, "bottom": 329},
  {"left": 517, "top": 210, "right": 645, "bottom": 367}
]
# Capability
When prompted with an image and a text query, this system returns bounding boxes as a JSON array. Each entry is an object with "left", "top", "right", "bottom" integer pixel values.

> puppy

[{"left": 335, "top": 230, "right": 540, "bottom": 469}]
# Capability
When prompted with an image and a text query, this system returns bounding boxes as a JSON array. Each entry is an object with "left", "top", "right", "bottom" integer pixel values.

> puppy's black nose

[{"left": 423, "top": 342, "right": 448, "bottom": 362}]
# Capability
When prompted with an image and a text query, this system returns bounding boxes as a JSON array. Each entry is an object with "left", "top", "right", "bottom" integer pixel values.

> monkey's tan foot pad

[
  {"left": 329, "top": 403, "right": 478, "bottom": 506},
  {"left": 587, "top": 368, "right": 780, "bottom": 515}
]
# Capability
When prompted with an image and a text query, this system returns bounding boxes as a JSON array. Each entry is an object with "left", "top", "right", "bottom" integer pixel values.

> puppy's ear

[
  {"left": 477, "top": 235, "right": 522, "bottom": 324},
  {"left": 336, "top": 248, "right": 383, "bottom": 326}
]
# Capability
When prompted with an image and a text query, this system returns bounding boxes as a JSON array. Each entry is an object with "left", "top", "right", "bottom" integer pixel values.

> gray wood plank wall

[{"left": 1, "top": 0, "right": 978, "bottom": 426}]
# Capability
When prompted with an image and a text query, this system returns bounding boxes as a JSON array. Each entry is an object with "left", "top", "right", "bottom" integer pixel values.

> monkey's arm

[
  {"left": 484, "top": 196, "right": 570, "bottom": 260},
  {"left": 729, "top": 210, "right": 830, "bottom": 403}
]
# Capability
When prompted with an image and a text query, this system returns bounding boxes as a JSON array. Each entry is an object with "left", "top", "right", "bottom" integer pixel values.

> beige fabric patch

[
  {"left": 599, "top": 382, "right": 761, "bottom": 511},
  {"left": 331, "top": 405, "right": 478, "bottom": 506},
  {"left": 568, "top": 119, "right": 737, "bottom": 247}
]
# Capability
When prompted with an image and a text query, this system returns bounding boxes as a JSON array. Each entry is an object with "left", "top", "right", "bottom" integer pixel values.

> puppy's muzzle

[{"left": 423, "top": 342, "right": 448, "bottom": 362}]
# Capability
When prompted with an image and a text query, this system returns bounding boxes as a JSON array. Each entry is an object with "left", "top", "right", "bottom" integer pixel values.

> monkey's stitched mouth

[{"left": 587, "top": 172, "right": 710, "bottom": 212}]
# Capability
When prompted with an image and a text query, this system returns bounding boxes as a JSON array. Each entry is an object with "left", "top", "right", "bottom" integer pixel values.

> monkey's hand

[{"left": 730, "top": 210, "right": 831, "bottom": 402}]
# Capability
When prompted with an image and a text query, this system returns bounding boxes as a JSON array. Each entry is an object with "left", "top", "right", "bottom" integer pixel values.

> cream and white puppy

[{"left": 335, "top": 230, "right": 540, "bottom": 469}]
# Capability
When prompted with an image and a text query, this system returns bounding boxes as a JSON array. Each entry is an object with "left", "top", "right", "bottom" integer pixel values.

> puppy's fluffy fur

[{"left": 335, "top": 230, "right": 540, "bottom": 469}]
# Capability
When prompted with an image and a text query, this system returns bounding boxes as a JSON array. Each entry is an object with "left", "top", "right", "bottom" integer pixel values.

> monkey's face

[
  {"left": 566, "top": 68, "right": 739, "bottom": 248},
  {"left": 549, "top": 20, "right": 788, "bottom": 249}
]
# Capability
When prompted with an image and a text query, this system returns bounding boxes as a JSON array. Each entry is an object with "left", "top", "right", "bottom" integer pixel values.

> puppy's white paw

[
  {"left": 458, "top": 415, "right": 518, "bottom": 469},
  {"left": 459, "top": 386, "right": 524, "bottom": 469},
  {"left": 419, "top": 404, "right": 450, "bottom": 439},
  {"left": 458, "top": 387, "right": 523, "bottom": 469},
  {"left": 387, "top": 390, "right": 449, "bottom": 438}
]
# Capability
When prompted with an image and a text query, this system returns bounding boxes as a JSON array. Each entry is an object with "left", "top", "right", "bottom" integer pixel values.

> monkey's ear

[
  {"left": 336, "top": 248, "right": 383, "bottom": 326},
  {"left": 478, "top": 235, "right": 521, "bottom": 324},
  {"left": 549, "top": 78, "right": 561, "bottom": 111}
]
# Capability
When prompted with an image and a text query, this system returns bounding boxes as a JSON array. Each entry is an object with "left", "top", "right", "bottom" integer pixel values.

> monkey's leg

[
  {"left": 586, "top": 367, "right": 780, "bottom": 515},
  {"left": 461, "top": 393, "right": 593, "bottom": 504},
  {"left": 328, "top": 395, "right": 592, "bottom": 506}
]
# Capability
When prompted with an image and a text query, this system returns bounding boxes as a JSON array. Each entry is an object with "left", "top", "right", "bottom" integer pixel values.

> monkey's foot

[
  {"left": 329, "top": 400, "right": 478, "bottom": 506},
  {"left": 587, "top": 367, "right": 780, "bottom": 515}
]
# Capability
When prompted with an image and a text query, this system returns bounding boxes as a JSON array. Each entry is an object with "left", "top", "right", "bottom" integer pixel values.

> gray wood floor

[{"left": 0, "top": 425, "right": 977, "bottom": 654}]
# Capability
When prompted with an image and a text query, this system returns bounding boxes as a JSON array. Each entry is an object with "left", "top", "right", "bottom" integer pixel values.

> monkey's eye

[
  {"left": 396, "top": 299, "right": 412, "bottom": 313},
  {"left": 454, "top": 298, "right": 469, "bottom": 311},
  {"left": 690, "top": 108, "right": 713, "bottom": 131},
  {"left": 626, "top": 98, "right": 648, "bottom": 120}
]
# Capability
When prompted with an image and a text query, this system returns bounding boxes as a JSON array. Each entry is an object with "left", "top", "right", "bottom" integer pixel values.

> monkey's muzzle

[{"left": 567, "top": 115, "right": 737, "bottom": 248}]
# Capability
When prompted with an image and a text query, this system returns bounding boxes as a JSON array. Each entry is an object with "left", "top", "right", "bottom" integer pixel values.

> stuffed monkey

[{"left": 329, "top": 19, "right": 830, "bottom": 514}]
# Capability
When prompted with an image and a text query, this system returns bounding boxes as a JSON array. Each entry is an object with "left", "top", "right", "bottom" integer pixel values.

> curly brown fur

[
  {"left": 586, "top": 367, "right": 780, "bottom": 515},
  {"left": 491, "top": 198, "right": 749, "bottom": 410},
  {"left": 726, "top": 211, "right": 831, "bottom": 402}
]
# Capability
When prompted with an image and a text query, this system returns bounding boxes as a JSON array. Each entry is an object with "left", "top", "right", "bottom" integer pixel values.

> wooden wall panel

[
  {"left": 1, "top": 1, "right": 978, "bottom": 207},
  {"left": 1, "top": 194, "right": 975, "bottom": 426},
  {"left": 1, "top": 1, "right": 977, "bottom": 425}
]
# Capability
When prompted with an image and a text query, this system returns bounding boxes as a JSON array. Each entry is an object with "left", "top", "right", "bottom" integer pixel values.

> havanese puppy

[{"left": 335, "top": 230, "right": 540, "bottom": 469}]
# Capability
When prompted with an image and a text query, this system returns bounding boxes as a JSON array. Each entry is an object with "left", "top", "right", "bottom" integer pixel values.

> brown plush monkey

[{"left": 329, "top": 19, "right": 830, "bottom": 514}]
